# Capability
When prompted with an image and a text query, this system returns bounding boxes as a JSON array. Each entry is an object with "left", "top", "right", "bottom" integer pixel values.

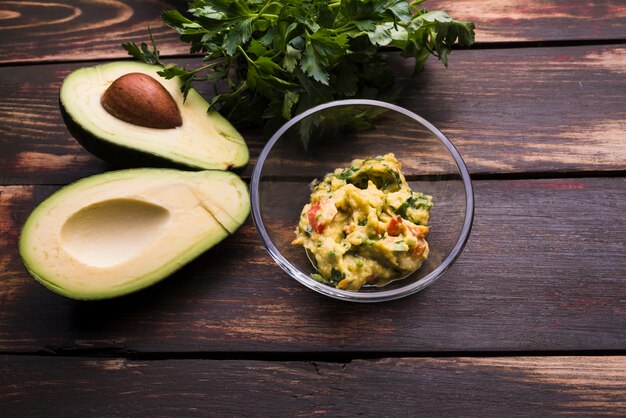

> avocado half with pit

[
  {"left": 60, "top": 61, "right": 249, "bottom": 170},
  {"left": 19, "top": 169, "right": 250, "bottom": 300}
]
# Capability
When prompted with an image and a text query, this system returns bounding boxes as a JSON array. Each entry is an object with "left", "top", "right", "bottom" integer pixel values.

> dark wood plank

[
  {"left": 1, "top": 45, "right": 625, "bottom": 185},
  {"left": 395, "top": 45, "right": 626, "bottom": 176},
  {"left": 1, "top": 178, "right": 624, "bottom": 352},
  {"left": 0, "top": 0, "right": 186, "bottom": 64},
  {"left": 428, "top": 0, "right": 626, "bottom": 43},
  {"left": 0, "top": 1, "right": 625, "bottom": 64},
  {"left": 2, "top": 355, "right": 625, "bottom": 416},
  {"left": 0, "top": 59, "right": 264, "bottom": 185}
]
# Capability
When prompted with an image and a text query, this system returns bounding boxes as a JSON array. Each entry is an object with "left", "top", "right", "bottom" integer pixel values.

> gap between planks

[
  {"left": 3, "top": 349, "right": 626, "bottom": 363},
  {"left": 2, "top": 169, "right": 625, "bottom": 187},
  {"left": 0, "top": 38, "right": 625, "bottom": 69}
]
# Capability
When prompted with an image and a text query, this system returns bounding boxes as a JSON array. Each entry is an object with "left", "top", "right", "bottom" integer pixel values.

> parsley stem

[
  {"left": 329, "top": 23, "right": 355, "bottom": 34},
  {"left": 410, "top": 0, "right": 427, "bottom": 13},
  {"left": 252, "top": 0, "right": 277, "bottom": 20},
  {"left": 237, "top": 46, "right": 254, "bottom": 65},
  {"left": 190, "top": 60, "right": 224, "bottom": 74}
]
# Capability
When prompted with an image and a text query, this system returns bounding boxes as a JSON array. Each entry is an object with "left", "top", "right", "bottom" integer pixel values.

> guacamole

[{"left": 292, "top": 153, "right": 432, "bottom": 290}]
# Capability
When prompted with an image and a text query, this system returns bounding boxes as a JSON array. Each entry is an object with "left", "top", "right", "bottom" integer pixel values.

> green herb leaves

[
  {"left": 122, "top": 27, "right": 163, "bottom": 66},
  {"left": 396, "top": 192, "right": 433, "bottom": 221},
  {"left": 311, "top": 267, "right": 344, "bottom": 286},
  {"left": 125, "top": 0, "right": 474, "bottom": 131}
]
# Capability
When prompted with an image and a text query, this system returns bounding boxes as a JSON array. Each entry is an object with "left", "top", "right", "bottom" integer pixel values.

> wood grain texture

[
  {"left": 1, "top": 178, "right": 624, "bottom": 353},
  {"left": 0, "top": 0, "right": 186, "bottom": 64},
  {"left": 1, "top": 45, "right": 625, "bottom": 185},
  {"left": 428, "top": 0, "right": 626, "bottom": 43},
  {"left": 0, "top": 1, "right": 625, "bottom": 64},
  {"left": 1, "top": 355, "right": 625, "bottom": 417}
]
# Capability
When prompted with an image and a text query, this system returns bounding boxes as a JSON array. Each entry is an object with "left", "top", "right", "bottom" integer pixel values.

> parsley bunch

[{"left": 125, "top": 0, "right": 474, "bottom": 134}]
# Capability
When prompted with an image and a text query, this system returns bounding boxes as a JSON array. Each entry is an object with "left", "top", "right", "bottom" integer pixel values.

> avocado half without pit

[
  {"left": 60, "top": 61, "right": 249, "bottom": 170},
  {"left": 19, "top": 169, "right": 250, "bottom": 300}
]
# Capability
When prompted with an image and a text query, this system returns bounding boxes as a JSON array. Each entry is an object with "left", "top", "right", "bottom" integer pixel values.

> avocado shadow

[{"left": 67, "top": 235, "right": 242, "bottom": 335}]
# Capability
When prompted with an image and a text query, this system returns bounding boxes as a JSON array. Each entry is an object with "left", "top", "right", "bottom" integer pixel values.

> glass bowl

[{"left": 250, "top": 99, "right": 473, "bottom": 302}]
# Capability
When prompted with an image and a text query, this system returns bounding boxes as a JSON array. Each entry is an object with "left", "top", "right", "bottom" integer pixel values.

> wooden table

[{"left": 1, "top": 1, "right": 625, "bottom": 416}]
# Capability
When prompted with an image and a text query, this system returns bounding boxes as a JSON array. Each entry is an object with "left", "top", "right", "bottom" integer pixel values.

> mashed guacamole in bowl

[{"left": 292, "top": 154, "right": 433, "bottom": 291}]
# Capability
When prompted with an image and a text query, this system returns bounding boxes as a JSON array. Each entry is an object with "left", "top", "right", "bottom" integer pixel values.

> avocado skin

[
  {"left": 19, "top": 168, "right": 251, "bottom": 300},
  {"left": 59, "top": 98, "right": 217, "bottom": 171}
]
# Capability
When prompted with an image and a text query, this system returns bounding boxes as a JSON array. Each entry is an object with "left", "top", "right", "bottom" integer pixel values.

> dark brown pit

[{"left": 101, "top": 73, "right": 182, "bottom": 129}]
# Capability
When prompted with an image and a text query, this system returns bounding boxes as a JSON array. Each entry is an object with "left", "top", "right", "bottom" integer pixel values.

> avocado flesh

[
  {"left": 60, "top": 61, "right": 249, "bottom": 170},
  {"left": 19, "top": 169, "right": 250, "bottom": 300}
]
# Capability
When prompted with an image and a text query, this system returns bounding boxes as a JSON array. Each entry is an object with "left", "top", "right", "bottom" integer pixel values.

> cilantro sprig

[{"left": 124, "top": 0, "right": 474, "bottom": 133}]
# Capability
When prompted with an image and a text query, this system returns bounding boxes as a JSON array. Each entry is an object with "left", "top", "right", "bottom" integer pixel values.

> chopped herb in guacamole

[{"left": 292, "top": 153, "right": 432, "bottom": 291}]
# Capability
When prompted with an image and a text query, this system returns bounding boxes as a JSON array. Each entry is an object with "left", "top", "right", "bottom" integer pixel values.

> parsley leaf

[
  {"left": 329, "top": 268, "right": 346, "bottom": 285},
  {"left": 122, "top": 26, "right": 163, "bottom": 66},
  {"left": 336, "top": 166, "right": 359, "bottom": 180},
  {"left": 396, "top": 192, "right": 433, "bottom": 220},
  {"left": 124, "top": 0, "right": 475, "bottom": 138}
]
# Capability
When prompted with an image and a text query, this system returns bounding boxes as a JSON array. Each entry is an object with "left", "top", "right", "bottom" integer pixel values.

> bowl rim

[{"left": 250, "top": 99, "right": 474, "bottom": 302}]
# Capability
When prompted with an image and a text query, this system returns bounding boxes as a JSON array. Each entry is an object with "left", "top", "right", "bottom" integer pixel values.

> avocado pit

[
  {"left": 101, "top": 72, "right": 183, "bottom": 129},
  {"left": 60, "top": 62, "right": 249, "bottom": 169}
]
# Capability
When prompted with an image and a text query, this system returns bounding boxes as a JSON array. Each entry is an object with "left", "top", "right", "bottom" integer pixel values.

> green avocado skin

[
  {"left": 18, "top": 168, "right": 251, "bottom": 300},
  {"left": 59, "top": 99, "right": 239, "bottom": 171},
  {"left": 58, "top": 61, "right": 249, "bottom": 172},
  {"left": 20, "top": 243, "right": 196, "bottom": 301}
]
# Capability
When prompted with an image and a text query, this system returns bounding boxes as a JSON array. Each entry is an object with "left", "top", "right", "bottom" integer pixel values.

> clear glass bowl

[{"left": 251, "top": 99, "right": 474, "bottom": 302}]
